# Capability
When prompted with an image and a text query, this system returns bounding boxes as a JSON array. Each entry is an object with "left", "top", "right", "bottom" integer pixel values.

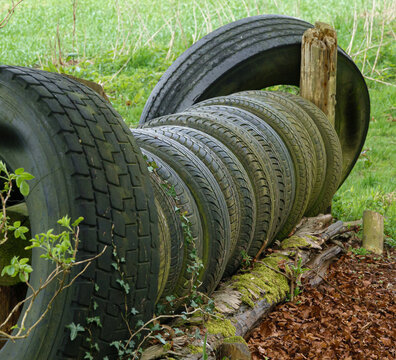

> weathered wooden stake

[
  {"left": 300, "top": 22, "right": 337, "bottom": 127},
  {"left": 362, "top": 210, "right": 384, "bottom": 255}
]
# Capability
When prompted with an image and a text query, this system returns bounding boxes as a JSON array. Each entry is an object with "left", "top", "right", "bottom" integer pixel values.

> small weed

[
  {"left": 385, "top": 237, "right": 396, "bottom": 248},
  {"left": 240, "top": 250, "right": 252, "bottom": 269},
  {"left": 349, "top": 247, "right": 370, "bottom": 256}
]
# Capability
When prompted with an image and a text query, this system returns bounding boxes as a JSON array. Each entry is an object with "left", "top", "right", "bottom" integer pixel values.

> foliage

[{"left": 0, "top": 162, "right": 104, "bottom": 342}]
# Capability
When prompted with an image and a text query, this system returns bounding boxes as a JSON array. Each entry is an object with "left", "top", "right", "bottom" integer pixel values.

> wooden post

[
  {"left": 362, "top": 210, "right": 384, "bottom": 255},
  {"left": 300, "top": 22, "right": 337, "bottom": 127}
]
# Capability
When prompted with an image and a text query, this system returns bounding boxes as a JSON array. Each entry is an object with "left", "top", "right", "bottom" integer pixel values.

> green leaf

[
  {"left": 150, "top": 323, "right": 161, "bottom": 332},
  {"left": 66, "top": 322, "right": 85, "bottom": 341},
  {"left": 19, "top": 258, "right": 29, "bottom": 265},
  {"left": 154, "top": 334, "right": 166, "bottom": 345},
  {"left": 136, "top": 320, "right": 144, "bottom": 328},
  {"left": 130, "top": 307, "right": 139, "bottom": 315},
  {"left": 13, "top": 221, "right": 21, "bottom": 228},
  {"left": 72, "top": 217, "right": 84, "bottom": 227},
  {"left": 19, "top": 272, "right": 29, "bottom": 282},
  {"left": 19, "top": 181, "right": 29, "bottom": 196},
  {"left": 84, "top": 352, "right": 94, "bottom": 360},
  {"left": 14, "top": 168, "right": 25, "bottom": 175},
  {"left": 0, "top": 161, "right": 7, "bottom": 173}
]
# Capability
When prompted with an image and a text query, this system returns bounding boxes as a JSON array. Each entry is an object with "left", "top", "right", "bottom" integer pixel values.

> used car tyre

[{"left": 0, "top": 66, "right": 159, "bottom": 359}]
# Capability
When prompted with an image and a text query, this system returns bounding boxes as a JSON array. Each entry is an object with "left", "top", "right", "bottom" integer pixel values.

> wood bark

[
  {"left": 142, "top": 215, "right": 358, "bottom": 360},
  {"left": 362, "top": 210, "right": 384, "bottom": 254},
  {"left": 300, "top": 22, "right": 337, "bottom": 126}
]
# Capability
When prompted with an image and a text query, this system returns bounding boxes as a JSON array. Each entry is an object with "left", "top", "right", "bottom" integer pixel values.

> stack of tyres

[
  {"left": 0, "top": 14, "right": 369, "bottom": 360},
  {"left": 133, "top": 89, "right": 343, "bottom": 301},
  {"left": 137, "top": 13, "right": 369, "bottom": 304}
]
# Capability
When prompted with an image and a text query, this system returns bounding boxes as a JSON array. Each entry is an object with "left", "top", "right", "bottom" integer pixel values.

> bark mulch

[{"left": 248, "top": 246, "right": 395, "bottom": 360}]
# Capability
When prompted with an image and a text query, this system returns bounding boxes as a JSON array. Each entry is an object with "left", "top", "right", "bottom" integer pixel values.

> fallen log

[{"left": 142, "top": 215, "right": 358, "bottom": 359}]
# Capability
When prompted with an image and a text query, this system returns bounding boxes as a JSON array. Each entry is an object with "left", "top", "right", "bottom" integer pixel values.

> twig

[
  {"left": 364, "top": 75, "right": 396, "bottom": 87},
  {"left": 0, "top": 0, "right": 25, "bottom": 29}
]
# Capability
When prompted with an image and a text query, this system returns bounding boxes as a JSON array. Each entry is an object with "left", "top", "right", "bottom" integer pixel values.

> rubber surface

[
  {"left": 278, "top": 92, "right": 343, "bottom": 215},
  {"left": 188, "top": 103, "right": 295, "bottom": 235},
  {"left": 236, "top": 90, "right": 327, "bottom": 214},
  {"left": 147, "top": 126, "right": 241, "bottom": 260},
  {"left": 189, "top": 95, "right": 313, "bottom": 239},
  {"left": 140, "top": 14, "right": 370, "bottom": 186},
  {"left": 142, "top": 111, "right": 278, "bottom": 257},
  {"left": 132, "top": 129, "right": 231, "bottom": 295},
  {"left": 0, "top": 66, "right": 159, "bottom": 359},
  {"left": 157, "top": 126, "right": 257, "bottom": 277},
  {"left": 142, "top": 150, "right": 201, "bottom": 299},
  {"left": 149, "top": 166, "right": 184, "bottom": 300}
]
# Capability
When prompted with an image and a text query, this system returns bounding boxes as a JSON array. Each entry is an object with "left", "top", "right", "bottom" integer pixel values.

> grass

[{"left": 1, "top": 0, "right": 395, "bottom": 238}]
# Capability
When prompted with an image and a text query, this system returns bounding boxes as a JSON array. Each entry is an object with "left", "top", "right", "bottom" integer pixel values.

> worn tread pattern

[
  {"left": 149, "top": 168, "right": 184, "bottom": 300},
  {"left": 190, "top": 95, "right": 313, "bottom": 239},
  {"left": 0, "top": 66, "right": 158, "bottom": 359},
  {"left": 147, "top": 126, "right": 241, "bottom": 260},
  {"left": 132, "top": 129, "right": 230, "bottom": 295},
  {"left": 142, "top": 150, "right": 202, "bottom": 298},
  {"left": 278, "top": 92, "right": 343, "bottom": 215},
  {"left": 188, "top": 104, "right": 293, "bottom": 235},
  {"left": 140, "top": 15, "right": 311, "bottom": 121},
  {"left": 236, "top": 90, "right": 326, "bottom": 214},
  {"left": 142, "top": 111, "right": 276, "bottom": 258},
  {"left": 160, "top": 126, "right": 257, "bottom": 277}
]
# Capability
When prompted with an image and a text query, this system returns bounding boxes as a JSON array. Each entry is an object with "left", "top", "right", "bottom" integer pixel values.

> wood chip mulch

[{"left": 248, "top": 246, "right": 396, "bottom": 360}]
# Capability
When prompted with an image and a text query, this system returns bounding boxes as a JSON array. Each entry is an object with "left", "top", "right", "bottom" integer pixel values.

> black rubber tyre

[
  {"left": 132, "top": 129, "right": 231, "bottom": 295},
  {"left": 0, "top": 66, "right": 159, "bottom": 359},
  {"left": 278, "top": 92, "right": 343, "bottom": 215},
  {"left": 148, "top": 167, "right": 184, "bottom": 301},
  {"left": 142, "top": 150, "right": 202, "bottom": 299},
  {"left": 142, "top": 111, "right": 277, "bottom": 258},
  {"left": 188, "top": 104, "right": 294, "bottom": 235},
  {"left": 235, "top": 90, "right": 327, "bottom": 214},
  {"left": 189, "top": 95, "right": 313, "bottom": 239},
  {"left": 147, "top": 126, "right": 241, "bottom": 261},
  {"left": 140, "top": 15, "right": 370, "bottom": 186},
  {"left": 159, "top": 126, "right": 257, "bottom": 277}
]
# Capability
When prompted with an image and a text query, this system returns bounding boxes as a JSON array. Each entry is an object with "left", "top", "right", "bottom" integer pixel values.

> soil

[{"left": 248, "top": 244, "right": 395, "bottom": 360}]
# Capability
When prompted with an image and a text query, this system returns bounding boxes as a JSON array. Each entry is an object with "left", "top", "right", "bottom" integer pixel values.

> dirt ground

[{"left": 248, "top": 244, "right": 395, "bottom": 360}]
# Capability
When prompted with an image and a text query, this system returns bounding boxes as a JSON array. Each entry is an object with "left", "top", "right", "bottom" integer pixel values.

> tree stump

[{"left": 300, "top": 22, "right": 337, "bottom": 127}]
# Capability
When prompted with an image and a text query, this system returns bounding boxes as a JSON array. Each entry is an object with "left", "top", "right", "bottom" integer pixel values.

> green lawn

[{"left": 1, "top": 0, "right": 395, "bottom": 238}]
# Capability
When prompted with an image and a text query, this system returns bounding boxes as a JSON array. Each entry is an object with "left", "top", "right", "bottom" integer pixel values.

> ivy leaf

[
  {"left": 66, "top": 322, "right": 85, "bottom": 341},
  {"left": 154, "top": 334, "right": 166, "bottom": 345},
  {"left": 84, "top": 352, "right": 94, "bottom": 360}
]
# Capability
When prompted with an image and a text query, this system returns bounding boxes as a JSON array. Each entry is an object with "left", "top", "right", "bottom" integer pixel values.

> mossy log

[{"left": 142, "top": 215, "right": 356, "bottom": 359}]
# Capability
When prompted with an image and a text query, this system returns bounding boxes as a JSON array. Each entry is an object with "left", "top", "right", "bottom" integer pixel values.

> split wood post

[
  {"left": 300, "top": 22, "right": 337, "bottom": 127},
  {"left": 362, "top": 210, "right": 384, "bottom": 254}
]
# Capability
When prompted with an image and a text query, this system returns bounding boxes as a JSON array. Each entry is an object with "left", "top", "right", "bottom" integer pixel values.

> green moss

[
  {"left": 205, "top": 317, "right": 235, "bottom": 338},
  {"left": 163, "top": 343, "right": 172, "bottom": 351},
  {"left": 232, "top": 254, "right": 290, "bottom": 307},
  {"left": 223, "top": 336, "right": 247, "bottom": 346},
  {"left": 187, "top": 345, "right": 203, "bottom": 354},
  {"left": 280, "top": 235, "right": 311, "bottom": 249}
]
